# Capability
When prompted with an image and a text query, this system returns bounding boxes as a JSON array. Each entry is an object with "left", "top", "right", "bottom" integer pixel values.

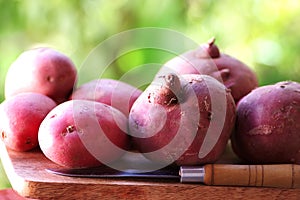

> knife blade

[
  {"left": 47, "top": 164, "right": 300, "bottom": 189},
  {"left": 47, "top": 165, "right": 180, "bottom": 179}
]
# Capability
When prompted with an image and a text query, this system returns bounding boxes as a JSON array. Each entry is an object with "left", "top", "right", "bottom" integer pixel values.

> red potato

[
  {"left": 71, "top": 79, "right": 142, "bottom": 116},
  {"left": 161, "top": 38, "right": 258, "bottom": 103},
  {"left": 0, "top": 93, "right": 57, "bottom": 151},
  {"left": 5, "top": 47, "right": 77, "bottom": 104},
  {"left": 231, "top": 81, "right": 300, "bottom": 164},
  {"left": 38, "top": 100, "right": 130, "bottom": 168},
  {"left": 129, "top": 73, "right": 236, "bottom": 166}
]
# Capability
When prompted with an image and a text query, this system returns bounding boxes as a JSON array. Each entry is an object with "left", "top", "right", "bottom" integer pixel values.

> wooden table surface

[{"left": 1, "top": 141, "right": 300, "bottom": 200}]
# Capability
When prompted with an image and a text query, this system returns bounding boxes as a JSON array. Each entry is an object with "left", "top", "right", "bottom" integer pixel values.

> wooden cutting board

[{"left": 1, "top": 141, "right": 300, "bottom": 200}]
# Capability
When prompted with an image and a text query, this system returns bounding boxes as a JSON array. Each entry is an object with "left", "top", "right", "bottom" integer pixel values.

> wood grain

[
  {"left": 1, "top": 141, "right": 300, "bottom": 200},
  {"left": 203, "top": 164, "right": 300, "bottom": 188}
]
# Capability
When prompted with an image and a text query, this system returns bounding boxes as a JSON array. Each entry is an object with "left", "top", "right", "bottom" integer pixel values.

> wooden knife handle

[{"left": 204, "top": 164, "right": 300, "bottom": 189}]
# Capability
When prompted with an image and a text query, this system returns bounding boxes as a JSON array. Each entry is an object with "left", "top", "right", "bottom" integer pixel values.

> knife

[{"left": 47, "top": 164, "right": 300, "bottom": 189}]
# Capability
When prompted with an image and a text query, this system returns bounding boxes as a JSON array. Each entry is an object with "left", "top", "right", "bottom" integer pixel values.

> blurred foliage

[
  {"left": 0, "top": 161, "right": 10, "bottom": 189},
  {"left": 1, "top": 0, "right": 300, "bottom": 100},
  {"left": 0, "top": 0, "right": 300, "bottom": 188}
]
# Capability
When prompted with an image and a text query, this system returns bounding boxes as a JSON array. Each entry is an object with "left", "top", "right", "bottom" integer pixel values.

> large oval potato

[
  {"left": 161, "top": 38, "right": 258, "bottom": 103},
  {"left": 5, "top": 47, "right": 77, "bottom": 104},
  {"left": 0, "top": 92, "right": 57, "bottom": 151},
  {"left": 231, "top": 81, "right": 300, "bottom": 164},
  {"left": 129, "top": 74, "right": 236, "bottom": 166},
  {"left": 38, "top": 100, "right": 130, "bottom": 168}
]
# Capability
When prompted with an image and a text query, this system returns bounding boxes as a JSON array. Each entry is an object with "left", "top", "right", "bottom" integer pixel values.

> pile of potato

[{"left": 1, "top": 39, "right": 299, "bottom": 169}]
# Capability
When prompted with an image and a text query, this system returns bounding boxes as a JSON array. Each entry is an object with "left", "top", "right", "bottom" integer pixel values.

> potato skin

[
  {"left": 71, "top": 79, "right": 142, "bottom": 116},
  {"left": 231, "top": 81, "right": 300, "bottom": 164},
  {"left": 5, "top": 47, "right": 77, "bottom": 104},
  {"left": 0, "top": 93, "right": 57, "bottom": 151},
  {"left": 38, "top": 100, "right": 129, "bottom": 168},
  {"left": 129, "top": 74, "right": 236, "bottom": 165}
]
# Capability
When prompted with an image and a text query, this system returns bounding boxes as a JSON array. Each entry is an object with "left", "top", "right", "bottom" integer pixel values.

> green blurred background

[{"left": 1, "top": 0, "right": 300, "bottom": 189}]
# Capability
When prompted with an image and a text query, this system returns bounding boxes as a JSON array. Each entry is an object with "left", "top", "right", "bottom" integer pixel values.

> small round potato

[
  {"left": 5, "top": 47, "right": 77, "bottom": 104},
  {"left": 38, "top": 100, "right": 130, "bottom": 168},
  {"left": 0, "top": 92, "right": 57, "bottom": 151},
  {"left": 71, "top": 79, "right": 142, "bottom": 116}
]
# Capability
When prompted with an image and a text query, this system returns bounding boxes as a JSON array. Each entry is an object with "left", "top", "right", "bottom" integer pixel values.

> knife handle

[{"left": 204, "top": 164, "right": 300, "bottom": 189}]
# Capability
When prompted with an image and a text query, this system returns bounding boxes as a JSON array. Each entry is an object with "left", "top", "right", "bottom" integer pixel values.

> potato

[
  {"left": 38, "top": 100, "right": 130, "bottom": 168},
  {"left": 129, "top": 73, "right": 236, "bottom": 165},
  {"left": 0, "top": 93, "right": 57, "bottom": 151},
  {"left": 5, "top": 47, "right": 77, "bottom": 104},
  {"left": 71, "top": 79, "right": 142, "bottom": 116},
  {"left": 161, "top": 38, "right": 258, "bottom": 103},
  {"left": 231, "top": 81, "right": 300, "bottom": 164}
]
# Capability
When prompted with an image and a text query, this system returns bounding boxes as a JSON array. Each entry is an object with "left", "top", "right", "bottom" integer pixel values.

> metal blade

[{"left": 46, "top": 165, "right": 180, "bottom": 179}]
